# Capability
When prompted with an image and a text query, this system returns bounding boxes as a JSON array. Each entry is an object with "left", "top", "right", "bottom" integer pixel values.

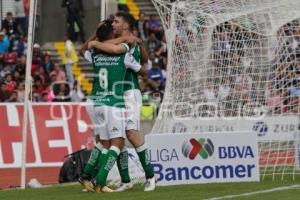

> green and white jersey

[
  {"left": 88, "top": 44, "right": 129, "bottom": 108},
  {"left": 124, "top": 43, "right": 141, "bottom": 91}
]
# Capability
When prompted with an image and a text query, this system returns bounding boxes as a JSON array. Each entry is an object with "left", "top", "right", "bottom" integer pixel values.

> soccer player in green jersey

[
  {"left": 113, "top": 12, "right": 155, "bottom": 192},
  {"left": 89, "top": 12, "right": 156, "bottom": 192},
  {"left": 80, "top": 19, "right": 135, "bottom": 193}
]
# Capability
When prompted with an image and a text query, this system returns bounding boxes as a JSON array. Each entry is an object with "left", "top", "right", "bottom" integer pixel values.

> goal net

[{"left": 151, "top": 0, "right": 300, "bottom": 180}]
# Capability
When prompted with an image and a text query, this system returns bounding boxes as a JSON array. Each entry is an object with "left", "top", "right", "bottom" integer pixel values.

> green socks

[
  {"left": 136, "top": 144, "right": 154, "bottom": 179},
  {"left": 96, "top": 146, "right": 120, "bottom": 187},
  {"left": 83, "top": 145, "right": 102, "bottom": 177},
  {"left": 117, "top": 147, "right": 131, "bottom": 183}
]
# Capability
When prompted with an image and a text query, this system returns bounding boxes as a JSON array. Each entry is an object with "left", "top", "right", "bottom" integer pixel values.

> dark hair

[
  {"left": 96, "top": 19, "right": 113, "bottom": 41},
  {"left": 115, "top": 11, "right": 136, "bottom": 31}
]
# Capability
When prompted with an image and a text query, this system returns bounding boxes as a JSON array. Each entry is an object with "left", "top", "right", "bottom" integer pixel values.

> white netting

[{"left": 151, "top": 0, "right": 300, "bottom": 180}]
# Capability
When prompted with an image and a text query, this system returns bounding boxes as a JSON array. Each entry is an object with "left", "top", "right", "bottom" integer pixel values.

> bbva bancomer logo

[
  {"left": 182, "top": 138, "right": 214, "bottom": 160},
  {"left": 152, "top": 137, "right": 257, "bottom": 182}
]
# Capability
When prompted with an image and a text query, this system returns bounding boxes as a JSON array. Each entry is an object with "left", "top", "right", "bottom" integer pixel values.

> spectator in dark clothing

[
  {"left": 5, "top": 90, "right": 19, "bottom": 102},
  {"left": 1, "top": 12, "right": 19, "bottom": 37},
  {"left": 62, "top": 0, "right": 85, "bottom": 43},
  {"left": 0, "top": 82, "right": 10, "bottom": 102},
  {"left": 16, "top": 35, "right": 27, "bottom": 57},
  {"left": 32, "top": 43, "right": 44, "bottom": 66},
  {"left": 53, "top": 82, "right": 71, "bottom": 102},
  {"left": 146, "top": 32, "right": 160, "bottom": 52},
  {"left": 15, "top": 55, "right": 26, "bottom": 77}
]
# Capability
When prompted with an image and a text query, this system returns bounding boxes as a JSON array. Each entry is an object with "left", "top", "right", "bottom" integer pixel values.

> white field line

[{"left": 204, "top": 184, "right": 300, "bottom": 200}]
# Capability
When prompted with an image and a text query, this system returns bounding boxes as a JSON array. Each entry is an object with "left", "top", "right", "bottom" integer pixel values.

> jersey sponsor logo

[{"left": 93, "top": 54, "right": 121, "bottom": 66}]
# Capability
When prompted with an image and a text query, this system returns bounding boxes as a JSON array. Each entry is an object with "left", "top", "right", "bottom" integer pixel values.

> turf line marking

[{"left": 204, "top": 184, "right": 300, "bottom": 200}]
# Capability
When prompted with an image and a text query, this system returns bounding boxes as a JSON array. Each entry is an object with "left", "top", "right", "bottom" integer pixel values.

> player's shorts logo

[{"left": 182, "top": 138, "right": 214, "bottom": 160}]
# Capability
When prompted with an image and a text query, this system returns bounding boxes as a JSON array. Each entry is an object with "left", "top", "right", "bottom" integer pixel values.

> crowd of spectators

[
  {"left": 0, "top": 8, "right": 83, "bottom": 103},
  {"left": 0, "top": 5, "right": 166, "bottom": 109},
  {"left": 183, "top": 20, "right": 300, "bottom": 116},
  {"left": 2, "top": 1, "right": 300, "bottom": 118}
]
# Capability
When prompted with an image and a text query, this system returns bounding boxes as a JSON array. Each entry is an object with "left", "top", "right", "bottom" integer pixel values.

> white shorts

[
  {"left": 85, "top": 99, "right": 97, "bottom": 135},
  {"left": 124, "top": 89, "right": 142, "bottom": 131},
  {"left": 93, "top": 105, "right": 126, "bottom": 140}
]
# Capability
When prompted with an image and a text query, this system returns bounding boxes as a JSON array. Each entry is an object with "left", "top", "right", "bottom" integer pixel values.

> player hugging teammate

[{"left": 79, "top": 12, "right": 155, "bottom": 193}]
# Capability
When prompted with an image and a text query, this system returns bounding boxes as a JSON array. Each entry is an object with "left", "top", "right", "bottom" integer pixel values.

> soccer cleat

[
  {"left": 83, "top": 179, "right": 96, "bottom": 192},
  {"left": 94, "top": 185, "right": 102, "bottom": 193},
  {"left": 144, "top": 176, "right": 156, "bottom": 192},
  {"left": 83, "top": 180, "right": 95, "bottom": 192},
  {"left": 78, "top": 173, "right": 91, "bottom": 186},
  {"left": 101, "top": 186, "right": 115, "bottom": 193},
  {"left": 115, "top": 182, "right": 133, "bottom": 192}
]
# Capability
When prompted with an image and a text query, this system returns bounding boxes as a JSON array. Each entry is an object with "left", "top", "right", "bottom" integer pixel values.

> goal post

[{"left": 151, "top": 0, "right": 300, "bottom": 181}]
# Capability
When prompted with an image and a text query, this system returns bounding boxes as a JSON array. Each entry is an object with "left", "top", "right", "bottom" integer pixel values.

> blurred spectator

[
  {"left": 148, "top": 14, "right": 160, "bottom": 34},
  {"left": 15, "top": 55, "right": 26, "bottom": 78},
  {"left": 5, "top": 90, "right": 19, "bottom": 102},
  {"left": 146, "top": 32, "right": 160, "bottom": 52},
  {"left": 0, "top": 32, "right": 10, "bottom": 54},
  {"left": 53, "top": 82, "right": 71, "bottom": 102},
  {"left": 13, "top": 70, "right": 23, "bottom": 84},
  {"left": 50, "top": 63, "right": 67, "bottom": 82},
  {"left": 117, "top": 0, "right": 129, "bottom": 12},
  {"left": 0, "top": 82, "right": 10, "bottom": 102},
  {"left": 16, "top": 35, "right": 27, "bottom": 57},
  {"left": 62, "top": 0, "right": 85, "bottom": 43},
  {"left": 1, "top": 12, "right": 19, "bottom": 37},
  {"left": 40, "top": 91, "right": 49, "bottom": 102},
  {"left": 147, "top": 58, "right": 164, "bottom": 91},
  {"left": 62, "top": 36, "right": 78, "bottom": 84},
  {"left": 3, "top": 50, "right": 18, "bottom": 68},
  {"left": 137, "top": 12, "right": 148, "bottom": 41},
  {"left": 17, "top": 82, "right": 25, "bottom": 101},
  {"left": 70, "top": 80, "right": 85, "bottom": 102},
  {"left": 266, "top": 88, "right": 283, "bottom": 114},
  {"left": 37, "top": 66, "right": 50, "bottom": 85},
  {"left": 2, "top": 12, "right": 19, "bottom": 37},
  {"left": 14, "top": 0, "right": 28, "bottom": 36},
  {"left": 155, "top": 34, "right": 167, "bottom": 57},
  {"left": 43, "top": 52, "right": 54, "bottom": 73},
  {"left": 290, "top": 74, "right": 300, "bottom": 112},
  {"left": 4, "top": 73, "right": 17, "bottom": 93},
  {"left": 32, "top": 43, "right": 44, "bottom": 66},
  {"left": 33, "top": 77, "right": 44, "bottom": 94}
]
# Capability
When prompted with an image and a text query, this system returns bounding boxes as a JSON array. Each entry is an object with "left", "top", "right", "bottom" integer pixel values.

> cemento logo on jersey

[
  {"left": 252, "top": 121, "right": 268, "bottom": 137},
  {"left": 93, "top": 54, "right": 121, "bottom": 66},
  {"left": 182, "top": 138, "right": 214, "bottom": 160}
]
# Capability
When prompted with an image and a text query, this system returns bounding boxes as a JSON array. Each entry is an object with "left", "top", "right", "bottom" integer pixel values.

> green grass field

[{"left": 1, "top": 179, "right": 300, "bottom": 200}]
